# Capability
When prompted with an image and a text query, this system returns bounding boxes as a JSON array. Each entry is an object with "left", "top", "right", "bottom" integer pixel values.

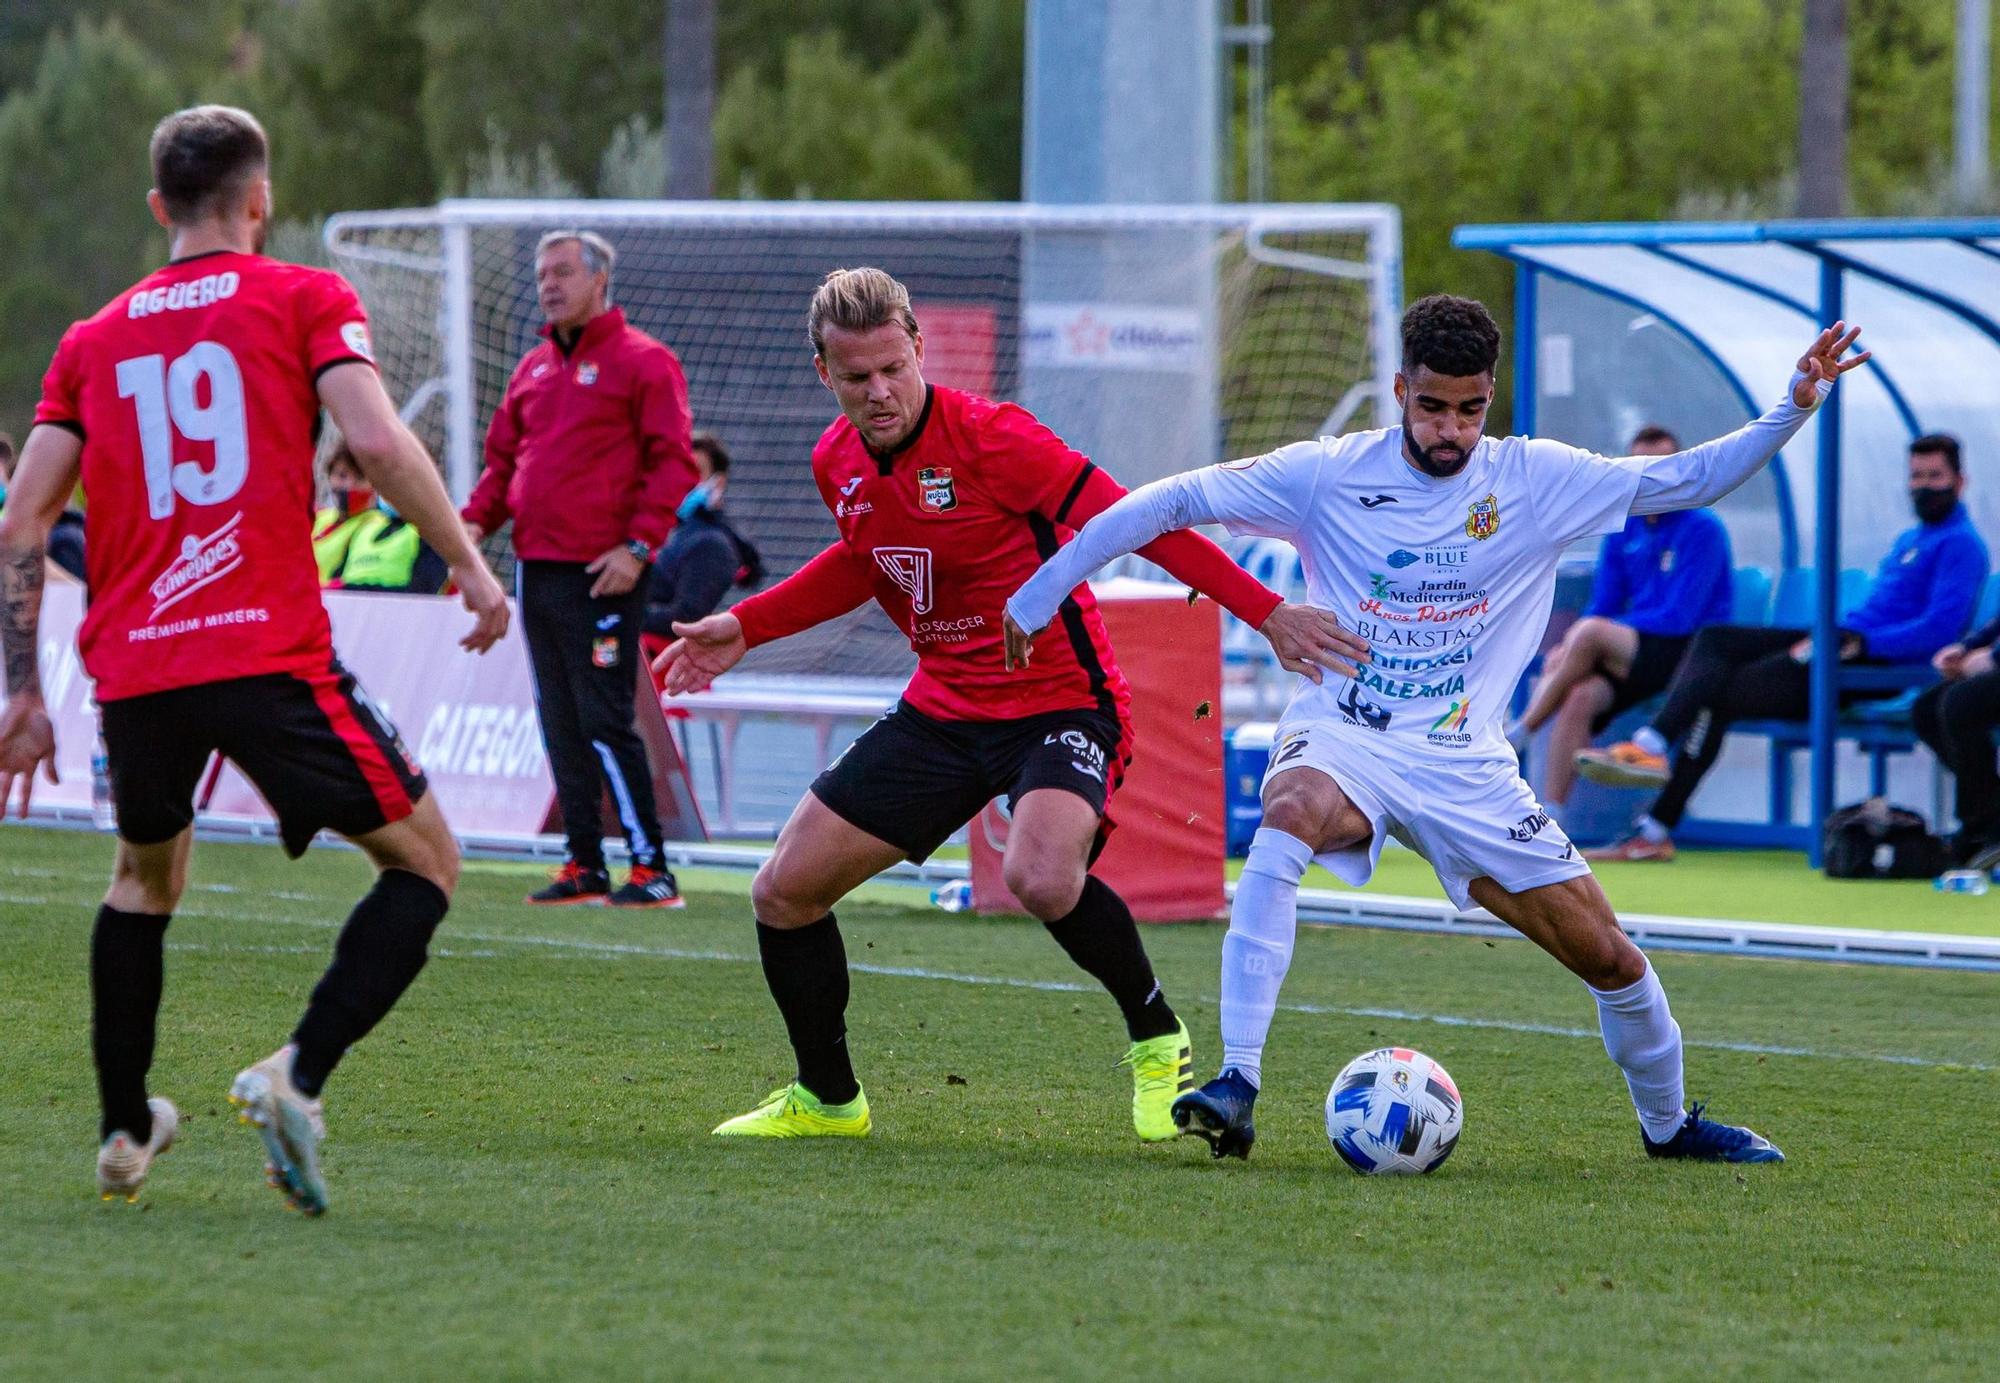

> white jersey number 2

[{"left": 115, "top": 342, "right": 250, "bottom": 519}]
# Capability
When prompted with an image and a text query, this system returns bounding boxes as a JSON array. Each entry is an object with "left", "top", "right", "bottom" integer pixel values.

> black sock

[
  {"left": 93, "top": 906, "right": 170, "bottom": 1143},
  {"left": 1043, "top": 877, "right": 1178, "bottom": 1042},
  {"left": 291, "top": 869, "right": 448, "bottom": 1097},
  {"left": 756, "top": 914, "right": 858, "bottom": 1106}
]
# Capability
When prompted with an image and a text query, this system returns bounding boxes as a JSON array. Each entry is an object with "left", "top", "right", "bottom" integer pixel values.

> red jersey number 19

[{"left": 114, "top": 343, "right": 250, "bottom": 519}]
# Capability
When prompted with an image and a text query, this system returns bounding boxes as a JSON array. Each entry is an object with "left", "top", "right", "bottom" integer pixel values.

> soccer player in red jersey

[
  {"left": 0, "top": 106, "right": 509, "bottom": 1213},
  {"left": 660, "top": 267, "right": 1361, "bottom": 1139}
]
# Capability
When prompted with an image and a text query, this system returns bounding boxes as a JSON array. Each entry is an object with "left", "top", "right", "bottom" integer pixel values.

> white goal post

[{"left": 325, "top": 199, "right": 1400, "bottom": 680}]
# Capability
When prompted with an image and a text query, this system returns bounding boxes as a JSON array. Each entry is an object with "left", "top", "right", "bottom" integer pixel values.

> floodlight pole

[
  {"left": 1808, "top": 255, "right": 1844, "bottom": 868},
  {"left": 1220, "top": 1, "right": 1272, "bottom": 202},
  {"left": 1957, "top": 0, "right": 1990, "bottom": 206},
  {"left": 1798, "top": 0, "right": 1849, "bottom": 216},
  {"left": 665, "top": 0, "right": 715, "bottom": 198}
]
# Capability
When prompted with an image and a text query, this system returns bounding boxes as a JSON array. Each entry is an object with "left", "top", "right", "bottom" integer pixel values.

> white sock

[
  {"left": 1632, "top": 725, "right": 1668, "bottom": 757},
  {"left": 1636, "top": 814, "right": 1670, "bottom": 844},
  {"left": 1219, "top": 827, "right": 1315, "bottom": 1089},
  {"left": 1590, "top": 959, "right": 1687, "bottom": 1143}
]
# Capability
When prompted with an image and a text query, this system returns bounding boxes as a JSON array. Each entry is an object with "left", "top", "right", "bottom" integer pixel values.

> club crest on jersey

[
  {"left": 576, "top": 361, "right": 599, "bottom": 386},
  {"left": 1465, "top": 493, "right": 1501, "bottom": 541},
  {"left": 918, "top": 467, "right": 958, "bottom": 513},
  {"left": 874, "top": 546, "right": 934, "bottom": 615}
]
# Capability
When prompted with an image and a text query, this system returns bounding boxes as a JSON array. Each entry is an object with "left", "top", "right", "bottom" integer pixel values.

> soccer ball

[{"left": 1324, "top": 1047, "right": 1463, "bottom": 1175}]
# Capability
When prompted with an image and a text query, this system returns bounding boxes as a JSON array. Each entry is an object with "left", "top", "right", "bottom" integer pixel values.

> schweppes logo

[
  {"left": 918, "top": 467, "right": 957, "bottom": 512},
  {"left": 1465, "top": 493, "right": 1501, "bottom": 540}
]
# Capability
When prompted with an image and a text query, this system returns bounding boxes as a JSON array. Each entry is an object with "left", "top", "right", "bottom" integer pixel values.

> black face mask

[{"left": 1912, "top": 485, "right": 1958, "bottom": 525}]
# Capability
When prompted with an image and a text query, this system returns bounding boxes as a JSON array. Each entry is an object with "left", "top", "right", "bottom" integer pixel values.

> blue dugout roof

[
  {"left": 1454, "top": 218, "right": 2000, "bottom": 864},
  {"left": 1454, "top": 218, "right": 2000, "bottom": 567}
]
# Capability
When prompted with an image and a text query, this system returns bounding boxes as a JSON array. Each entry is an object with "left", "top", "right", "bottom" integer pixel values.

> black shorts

[
  {"left": 99, "top": 663, "right": 428, "bottom": 858},
  {"left": 810, "top": 701, "right": 1129, "bottom": 863},
  {"left": 1593, "top": 632, "right": 1693, "bottom": 732}
]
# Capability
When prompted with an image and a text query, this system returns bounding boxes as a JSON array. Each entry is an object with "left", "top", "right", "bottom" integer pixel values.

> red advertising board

[
  {"left": 969, "top": 579, "right": 1226, "bottom": 922},
  {"left": 910, "top": 303, "right": 997, "bottom": 396}
]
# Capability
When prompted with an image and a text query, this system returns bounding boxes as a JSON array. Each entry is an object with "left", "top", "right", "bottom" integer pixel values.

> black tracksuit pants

[
  {"left": 1647, "top": 623, "right": 1880, "bottom": 829},
  {"left": 1912, "top": 669, "right": 2000, "bottom": 847},
  {"left": 518, "top": 560, "right": 664, "bottom": 871}
]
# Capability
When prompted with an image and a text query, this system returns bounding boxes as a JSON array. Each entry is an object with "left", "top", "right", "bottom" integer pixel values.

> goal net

[{"left": 325, "top": 200, "right": 1399, "bottom": 682}]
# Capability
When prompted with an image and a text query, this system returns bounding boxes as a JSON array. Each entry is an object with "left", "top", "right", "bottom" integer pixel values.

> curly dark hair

[{"left": 1401, "top": 294, "right": 1501, "bottom": 377}]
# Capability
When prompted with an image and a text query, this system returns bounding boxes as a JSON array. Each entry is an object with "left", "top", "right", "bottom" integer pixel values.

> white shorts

[{"left": 1262, "top": 719, "right": 1589, "bottom": 911}]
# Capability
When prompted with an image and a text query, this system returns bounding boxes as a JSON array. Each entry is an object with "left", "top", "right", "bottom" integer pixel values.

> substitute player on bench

[
  {"left": 1010, "top": 295, "right": 1870, "bottom": 1164},
  {"left": 659, "top": 267, "right": 1359, "bottom": 1140},
  {"left": 0, "top": 105, "right": 509, "bottom": 1213}
]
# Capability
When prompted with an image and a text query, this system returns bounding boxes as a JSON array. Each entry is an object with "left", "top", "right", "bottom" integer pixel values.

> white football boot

[
  {"left": 228, "top": 1045, "right": 329, "bottom": 1216},
  {"left": 96, "top": 1097, "right": 180, "bottom": 1203}
]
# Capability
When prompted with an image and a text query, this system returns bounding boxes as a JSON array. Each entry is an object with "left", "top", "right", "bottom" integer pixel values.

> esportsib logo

[{"left": 1426, "top": 698, "right": 1474, "bottom": 746}]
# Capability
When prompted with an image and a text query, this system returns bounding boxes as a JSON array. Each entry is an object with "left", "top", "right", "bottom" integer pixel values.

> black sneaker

[
  {"left": 607, "top": 864, "right": 685, "bottom": 909},
  {"left": 1963, "top": 838, "right": 2000, "bottom": 874},
  {"left": 526, "top": 861, "right": 610, "bottom": 905},
  {"left": 1642, "top": 1102, "right": 1784, "bottom": 1163},
  {"left": 1171, "top": 1067, "right": 1258, "bottom": 1160}
]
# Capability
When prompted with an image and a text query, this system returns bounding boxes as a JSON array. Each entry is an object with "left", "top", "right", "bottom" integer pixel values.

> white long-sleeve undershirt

[{"left": 1006, "top": 374, "right": 1826, "bottom": 635}]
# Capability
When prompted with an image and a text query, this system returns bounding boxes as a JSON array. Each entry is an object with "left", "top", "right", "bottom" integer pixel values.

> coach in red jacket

[{"left": 463, "top": 229, "right": 698, "bottom": 907}]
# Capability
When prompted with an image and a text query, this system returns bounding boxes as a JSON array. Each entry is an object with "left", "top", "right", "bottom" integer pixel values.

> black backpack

[{"left": 1821, "top": 798, "right": 1949, "bottom": 880}]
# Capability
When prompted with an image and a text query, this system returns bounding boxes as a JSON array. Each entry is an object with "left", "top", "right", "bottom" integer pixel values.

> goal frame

[{"left": 325, "top": 198, "right": 1403, "bottom": 501}]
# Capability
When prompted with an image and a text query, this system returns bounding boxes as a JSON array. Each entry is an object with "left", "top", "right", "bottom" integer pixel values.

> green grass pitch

[{"left": 3, "top": 826, "right": 1996, "bottom": 1380}]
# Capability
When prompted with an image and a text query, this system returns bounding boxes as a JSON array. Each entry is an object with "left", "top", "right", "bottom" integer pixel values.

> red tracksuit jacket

[{"left": 464, "top": 307, "right": 698, "bottom": 561}]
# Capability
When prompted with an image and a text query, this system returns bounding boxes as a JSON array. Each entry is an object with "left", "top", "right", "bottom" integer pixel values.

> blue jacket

[
  {"left": 1842, "top": 504, "right": 1990, "bottom": 662},
  {"left": 642, "top": 505, "right": 764, "bottom": 638},
  {"left": 1584, "top": 509, "right": 1733, "bottom": 637}
]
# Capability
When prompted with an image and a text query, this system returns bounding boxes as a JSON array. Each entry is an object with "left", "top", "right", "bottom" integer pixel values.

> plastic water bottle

[
  {"left": 1935, "top": 870, "right": 1990, "bottom": 896},
  {"left": 90, "top": 738, "right": 116, "bottom": 832},
  {"left": 930, "top": 879, "right": 974, "bottom": 913}
]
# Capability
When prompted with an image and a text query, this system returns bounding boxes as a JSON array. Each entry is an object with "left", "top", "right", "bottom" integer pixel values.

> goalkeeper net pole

[{"left": 327, "top": 199, "right": 1400, "bottom": 682}]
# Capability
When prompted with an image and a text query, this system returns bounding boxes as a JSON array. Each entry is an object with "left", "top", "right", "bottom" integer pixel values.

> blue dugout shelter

[{"left": 1453, "top": 219, "right": 2000, "bottom": 865}]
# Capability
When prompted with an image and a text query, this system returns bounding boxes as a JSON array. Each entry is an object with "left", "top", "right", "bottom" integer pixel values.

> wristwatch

[{"left": 625, "top": 539, "right": 654, "bottom": 564}]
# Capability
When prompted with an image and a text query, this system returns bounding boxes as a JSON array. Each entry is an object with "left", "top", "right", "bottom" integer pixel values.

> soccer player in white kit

[{"left": 1005, "top": 295, "right": 1870, "bottom": 1163}]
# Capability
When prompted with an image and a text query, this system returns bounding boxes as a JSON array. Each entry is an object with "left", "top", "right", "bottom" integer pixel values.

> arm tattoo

[{"left": 1, "top": 546, "right": 46, "bottom": 698}]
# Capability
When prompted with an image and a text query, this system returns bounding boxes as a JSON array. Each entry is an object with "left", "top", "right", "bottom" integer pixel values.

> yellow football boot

[
  {"left": 1120, "top": 1019, "right": 1195, "bottom": 1142},
  {"left": 713, "top": 1082, "right": 871, "bottom": 1138}
]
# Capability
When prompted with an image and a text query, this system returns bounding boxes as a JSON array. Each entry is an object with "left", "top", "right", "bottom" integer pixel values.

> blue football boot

[
  {"left": 1642, "top": 1102, "right": 1784, "bottom": 1164},
  {"left": 1171, "top": 1068, "right": 1258, "bottom": 1160}
]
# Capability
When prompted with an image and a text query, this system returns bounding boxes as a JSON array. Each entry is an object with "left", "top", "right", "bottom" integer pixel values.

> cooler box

[{"left": 1225, "top": 721, "right": 1277, "bottom": 856}]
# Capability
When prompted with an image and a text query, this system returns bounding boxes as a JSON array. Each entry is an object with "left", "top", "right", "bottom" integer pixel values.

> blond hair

[{"left": 807, "top": 267, "right": 919, "bottom": 356}]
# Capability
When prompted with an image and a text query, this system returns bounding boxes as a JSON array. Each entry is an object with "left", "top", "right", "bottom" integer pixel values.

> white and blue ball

[{"left": 1324, "top": 1047, "right": 1463, "bottom": 1175}]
